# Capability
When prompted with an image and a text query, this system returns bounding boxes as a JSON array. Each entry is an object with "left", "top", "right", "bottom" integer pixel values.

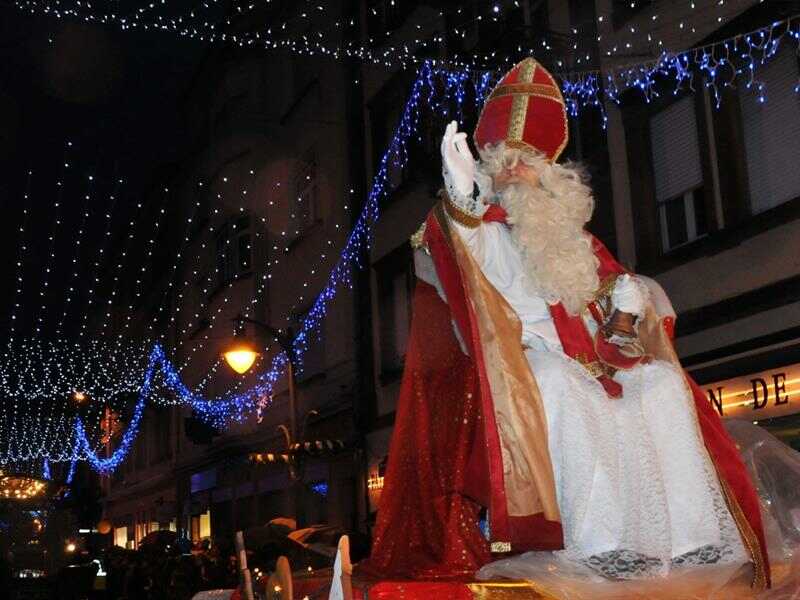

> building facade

[
  {"left": 101, "top": 0, "right": 800, "bottom": 548},
  {"left": 360, "top": 0, "right": 800, "bottom": 516},
  {"left": 103, "top": 2, "right": 368, "bottom": 548},
  {"left": 596, "top": 0, "right": 800, "bottom": 449}
]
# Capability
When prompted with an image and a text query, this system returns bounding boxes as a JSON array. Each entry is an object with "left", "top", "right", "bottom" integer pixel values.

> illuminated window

[
  {"left": 114, "top": 527, "right": 128, "bottom": 548},
  {"left": 199, "top": 510, "right": 211, "bottom": 539},
  {"left": 190, "top": 516, "right": 199, "bottom": 542}
]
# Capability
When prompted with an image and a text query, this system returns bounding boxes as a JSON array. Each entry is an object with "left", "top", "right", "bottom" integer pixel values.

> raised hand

[{"left": 441, "top": 120, "right": 476, "bottom": 197}]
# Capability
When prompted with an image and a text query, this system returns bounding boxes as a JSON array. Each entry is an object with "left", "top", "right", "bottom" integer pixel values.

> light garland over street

[
  {"left": 7, "top": 0, "right": 770, "bottom": 70},
  {"left": 1, "top": 13, "right": 799, "bottom": 472}
]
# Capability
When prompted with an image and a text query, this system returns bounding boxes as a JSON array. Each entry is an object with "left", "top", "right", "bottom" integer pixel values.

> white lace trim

[{"left": 523, "top": 351, "right": 748, "bottom": 580}]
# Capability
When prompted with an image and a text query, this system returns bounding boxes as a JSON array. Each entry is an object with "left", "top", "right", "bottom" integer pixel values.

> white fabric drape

[{"left": 442, "top": 217, "right": 747, "bottom": 578}]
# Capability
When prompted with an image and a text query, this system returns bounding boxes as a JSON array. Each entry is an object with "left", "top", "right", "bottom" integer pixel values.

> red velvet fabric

[
  {"left": 359, "top": 276, "right": 491, "bottom": 579},
  {"left": 473, "top": 58, "right": 568, "bottom": 162},
  {"left": 549, "top": 302, "right": 623, "bottom": 398},
  {"left": 368, "top": 582, "right": 475, "bottom": 599},
  {"left": 425, "top": 214, "right": 512, "bottom": 545}
]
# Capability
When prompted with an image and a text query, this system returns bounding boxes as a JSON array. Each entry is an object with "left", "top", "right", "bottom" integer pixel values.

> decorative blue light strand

[
  {"left": 74, "top": 345, "right": 161, "bottom": 473},
  {"left": 11, "top": 16, "right": 800, "bottom": 470},
  {"left": 66, "top": 457, "right": 77, "bottom": 484},
  {"left": 67, "top": 62, "right": 438, "bottom": 468},
  {"left": 553, "top": 16, "right": 800, "bottom": 125}
]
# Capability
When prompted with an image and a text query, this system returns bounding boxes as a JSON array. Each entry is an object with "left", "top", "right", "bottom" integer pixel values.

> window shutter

[
  {"left": 739, "top": 46, "right": 800, "bottom": 213},
  {"left": 650, "top": 94, "right": 703, "bottom": 202}
]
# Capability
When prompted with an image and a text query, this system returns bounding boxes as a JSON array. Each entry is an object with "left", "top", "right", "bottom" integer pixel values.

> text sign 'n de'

[{"left": 704, "top": 365, "right": 798, "bottom": 420}]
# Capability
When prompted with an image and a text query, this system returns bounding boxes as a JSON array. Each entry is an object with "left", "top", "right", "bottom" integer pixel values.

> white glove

[
  {"left": 611, "top": 274, "right": 649, "bottom": 320},
  {"left": 441, "top": 120, "right": 486, "bottom": 218}
]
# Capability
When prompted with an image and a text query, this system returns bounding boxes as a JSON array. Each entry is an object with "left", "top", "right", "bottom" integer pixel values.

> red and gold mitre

[{"left": 474, "top": 57, "right": 568, "bottom": 162}]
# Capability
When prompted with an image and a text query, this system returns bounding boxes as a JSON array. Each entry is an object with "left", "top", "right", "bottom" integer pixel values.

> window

[
  {"left": 113, "top": 527, "right": 128, "bottom": 548},
  {"left": 650, "top": 94, "right": 707, "bottom": 251},
  {"left": 739, "top": 46, "right": 800, "bottom": 214},
  {"left": 191, "top": 510, "right": 212, "bottom": 542},
  {"left": 290, "top": 149, "right": 319, "bottom": 236},
  {"left": 658, "top": 187, "right": 708, "bottom": 251},
  {"left": 215, "top": 214, "right": 252, "bottom": 287},
  {"left": 375, "top": 244, "right": 414, "bottom": 377}
]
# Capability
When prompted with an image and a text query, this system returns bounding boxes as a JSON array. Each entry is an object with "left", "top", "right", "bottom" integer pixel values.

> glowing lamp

[
  {"left": 73, "top": 391, "right": 87, "bottom": 403},
  {"left": 65, "top": 542, "right": 76, "bottom": 553},
  {"left": 97, "top": 519, "right": 112, "bottom": 535},
  {"left": 223, "top": 341, "right": 260, "bottom": 375}
]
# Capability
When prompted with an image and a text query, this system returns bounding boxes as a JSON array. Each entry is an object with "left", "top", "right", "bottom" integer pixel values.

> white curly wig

[{"left": 477, "top": 142, "right": 599, "bottom": 315}]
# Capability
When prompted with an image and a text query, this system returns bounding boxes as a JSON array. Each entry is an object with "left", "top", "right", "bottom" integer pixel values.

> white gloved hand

[
  {"left": 611, "top": 274, "right": 649, "bottom": 320},
  {"left": 440, "top": 120, "right": 486, "bottom": 218}
]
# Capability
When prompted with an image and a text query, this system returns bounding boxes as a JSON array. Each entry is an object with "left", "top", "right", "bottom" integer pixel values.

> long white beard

[{"left": 498, "top": 182, "right": 599, "bottom": 316}]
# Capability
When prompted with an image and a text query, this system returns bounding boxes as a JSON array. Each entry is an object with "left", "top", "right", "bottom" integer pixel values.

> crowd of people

[{"left": 103, "top": 540, "right": 239, "bottom": 600}]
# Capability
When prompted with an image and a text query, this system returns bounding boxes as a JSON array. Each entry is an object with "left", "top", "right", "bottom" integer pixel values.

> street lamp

[
  {"left": 221, "top": 315, "right": 297, "bottom": 437},
  {"left": 222, "top": 339, "right": 261, "bottom": 375},
  {"left": 222, "top": 316, "right": 306, "bottom": 526}
]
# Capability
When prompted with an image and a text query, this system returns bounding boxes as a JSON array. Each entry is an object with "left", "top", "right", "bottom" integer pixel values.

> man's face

[{"left": 492, "top": 161, "right": 540, "bottom": 191}]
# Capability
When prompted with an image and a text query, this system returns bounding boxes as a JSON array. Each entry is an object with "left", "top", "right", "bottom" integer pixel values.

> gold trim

[
  {"left": 490, "top": 541, "right": 511, "bottom": 553},
  {"left": 506, "top": 59, "right": 536, "bottom": 144},
  {"left": 473, "top": 57, "right": 570, "bottom": 163},
  {"left": 593, "top": 274, "right": 619, "bottom": 304},
  {"left": 489, "top": 82, "right": 563, "bottom": 103},
  {"left": 591, "top": 274, "right": 619, "bottom": 322},
  {"left": 574, "top": 353, "right": 616, "bottom": 379},
  {"left": 410, "top": 221, "right": 428, "bottom": 253},
  {"left": 468, "top": 581, "right": 560, "bottom": 600},
  {"left": 434, "top": 192, "right": 562, "bottom": 526},
  {"left": 439, "top": 191, "right": 483, "bottom": 228},
  {"left": 716, "top": 469, "right": 768, "bottom": 590}
]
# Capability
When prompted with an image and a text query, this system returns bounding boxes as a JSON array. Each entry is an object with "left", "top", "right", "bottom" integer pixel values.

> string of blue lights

[{"left": 4, "top": 15, "right": 800, "bottom": 472}]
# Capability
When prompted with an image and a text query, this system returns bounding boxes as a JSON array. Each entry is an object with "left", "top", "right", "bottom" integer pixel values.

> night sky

[{"left": 0, "top": 8, "right": 206, "bottom": 340}]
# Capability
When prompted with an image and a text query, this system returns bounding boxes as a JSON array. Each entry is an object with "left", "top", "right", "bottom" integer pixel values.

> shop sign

[
  {"left": 704, "top": 363, "right": 798, "bottom": 420},
  {"left": 190, "top": 468, "right": 217, "bottom": 493}
]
